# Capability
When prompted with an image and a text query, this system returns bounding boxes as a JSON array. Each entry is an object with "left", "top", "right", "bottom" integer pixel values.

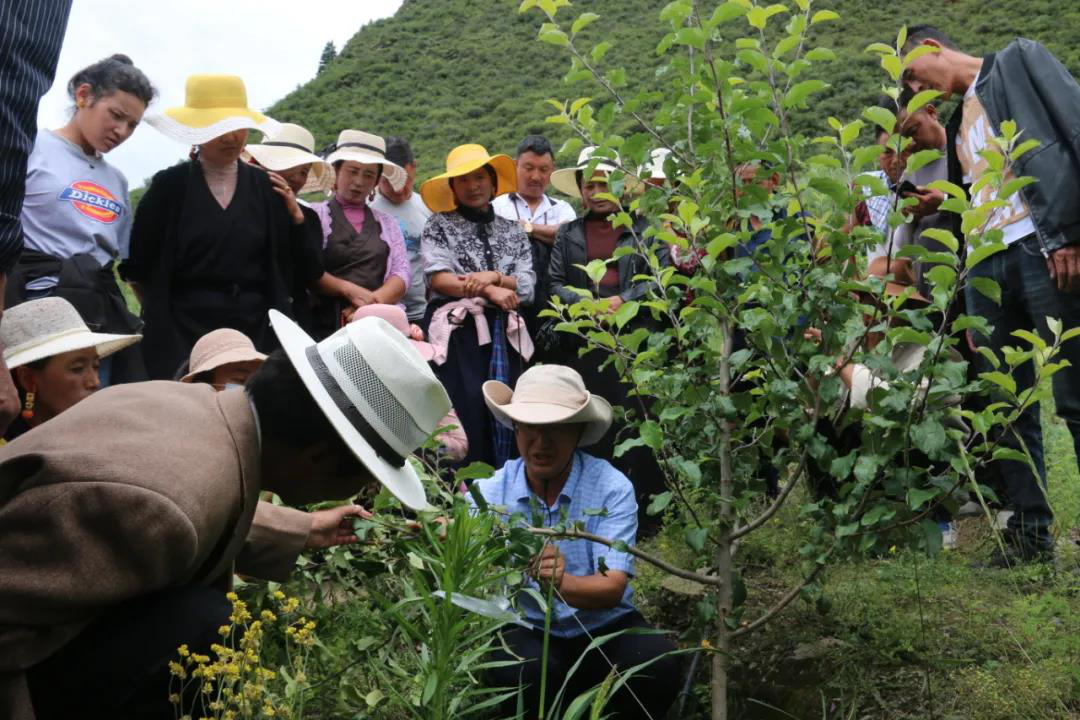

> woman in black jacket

[
  {"left": 120, "top": 75, "right": 310, "bottom": 379},
  {"left": 547, "top": 148, "right": 670, "bottom": 533}
]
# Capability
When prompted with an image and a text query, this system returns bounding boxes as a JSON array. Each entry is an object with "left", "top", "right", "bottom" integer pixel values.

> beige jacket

[{"left": 0, "top": 382, "right": 312, "bottom": 720}]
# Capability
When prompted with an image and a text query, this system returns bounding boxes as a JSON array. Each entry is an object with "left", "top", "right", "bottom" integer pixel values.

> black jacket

[
  {"left": 547, "top": 214, "right": 670, "bottom": 306},
  {"left": 119, "top": 160, "right": 310, "bottom": 379},
  {"left": 947, "top": 39, "right": 1080, "bottom": 254}
]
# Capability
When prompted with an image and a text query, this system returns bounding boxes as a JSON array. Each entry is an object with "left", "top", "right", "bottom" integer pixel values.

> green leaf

[
  {"left": 966, "top": 243, "right": 1007, "bottom": 269},
  {"left": 881, "top": 54, "right": 903, "bottom": 82},
  {"left": 647, "top": 491, "right": 673, "bottom": 515},
  {"left": 710, "top": 1, "right": 749, "bottom": 25},
  {"left": 805, "top": 47, "right": 836, "bottom": 62},
  {"left": 811, "top": 9, "right": 839, "bottom": 23},
  {"left": 684, "top": 526, "right": 708, "bottom": 551},
  {"left": 539, "top": 28, "right": 569, "bottom": 46},
  {"left": 676, "top": 27, "right": 707, "bottom": 50},
  {"left": 992, "top": 447, "right": 1029, "bottom": 463},
  {"left": 840, "top": 120, "right": 863, "bottom": 147},
  {"left": 906, "top": 89, "right": 943, "bottom": 115},
  {"left": 907, "top": 487, "right": 939, "bottom": 510},
  {"left": 640, "top": 420, "right": 663, "bottom": 450},
  {"left": 571, "top": 11, "right": 600, "bottom": 35},
  {"left": 925, "top": 179, "right": 967, "bottom": 199},
  {"left": 783, "top": 79, "right": 829, "bottom": 108},
  {"left": 999, "top": 176, "right": 1036, "bottom": 199},
  {"left": 980, "top": 371, "right": 1017, "bottom": 395},
  {"left": 613, "top": 299, "right": 640, "bottom": 329},
  {"left": 904, "top": 148, "right": 943, "bottom": 174},
  {"left": 366, "top": 689, "right": 386, "bottom": 707},
  {"left": 920, "top": 228, "right": 959, "bottom": 252},
  {"left": 863, "top": 106, "right": 896, "bottom": 134},
  {"left": 1009, "top": 138, "right": 1041, "bottom": 161},
  {"left": 746, "top": 6, "right": 768, "bottom": 29},
  {"left": 659, "top": 1, "right": 691, "bottom": 24},
  {"left": 591, "top": 40, "right": 613, "bottom": 63},
  {"left": 912, "top": 418, "right": 947, "bottom": 455}
]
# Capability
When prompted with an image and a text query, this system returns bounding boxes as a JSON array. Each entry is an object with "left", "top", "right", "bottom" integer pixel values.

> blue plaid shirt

[{"left": 470, "top": 452, "right": 639, "bottom": 637}]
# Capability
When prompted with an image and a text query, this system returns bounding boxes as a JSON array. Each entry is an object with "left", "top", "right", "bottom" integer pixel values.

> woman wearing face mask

[
  {"left": 0, "top": 297, "right": 140, "bottom": 441},
  {"left": 307, "top": 130, "right": 412, "bottom": 338},
  {"left": 7, "top": 54, "right": 155, "bottom": 386},
  {"left": 120, "top": 75, "right": 310, "bottom": 379},
  {"left": 419, "top": 143, "right": 535, "bottom": 469},
  {"left": 178, "top": 327, "right": 266, "bottom": 389}
]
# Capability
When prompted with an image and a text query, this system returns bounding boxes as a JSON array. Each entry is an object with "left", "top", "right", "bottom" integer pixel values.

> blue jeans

[{"left": 966, "top": 235, "right": 1080, "bottom": 549}]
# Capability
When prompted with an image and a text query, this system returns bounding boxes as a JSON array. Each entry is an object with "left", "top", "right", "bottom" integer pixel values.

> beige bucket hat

[
  {"left": 270, "top": 310, "right": 452, "bottom": 510},
  {"left": 482, "top": 365, "right": 613, "bottom": 447},
  {"left": 243, "top": 123, "right": 334, "bottom": 195},
  {"left": 550, "top": 146, "right": 622, "bottom": 199},
  {"left": 325, "top": 130, "right": 408, "bottom": 193},
  {"left": 0, "top": 297, "right": 141, "bottom": 370},
  {"left": 180, "top": 328, "right": 268, "bottom": 382}
]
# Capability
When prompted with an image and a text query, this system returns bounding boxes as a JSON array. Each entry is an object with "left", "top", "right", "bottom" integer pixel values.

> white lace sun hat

[{"left": 1, "top": 297, "right": 141, "bottom": 370}]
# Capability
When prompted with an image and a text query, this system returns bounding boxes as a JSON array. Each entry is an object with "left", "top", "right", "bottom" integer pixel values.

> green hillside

[{"left": 268, "top": 0, "right": 1080, "bottom": 180}]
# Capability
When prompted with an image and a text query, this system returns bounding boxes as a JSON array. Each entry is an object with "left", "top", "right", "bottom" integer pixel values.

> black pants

[
  {"left": 26, "top": 587, "right": 230, "bottom": 720},
  {"left": 487, "top": 610, "right": 680, "bottom": 720}
]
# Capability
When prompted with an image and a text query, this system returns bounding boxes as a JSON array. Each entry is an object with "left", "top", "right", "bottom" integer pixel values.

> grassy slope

[{"left": 267, "top": 0, "right": 1080, "bottom": 182}]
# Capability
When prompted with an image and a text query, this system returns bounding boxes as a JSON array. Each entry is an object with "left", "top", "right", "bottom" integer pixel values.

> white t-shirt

[
  {"left": 20, "top": 130, "right": 132, "bottom": 289},
  {"left": 955, "top": 71, "right": 1037, "bottom": 245},
  {"left": 370, "top": 190, "right": 432, "bottom": 321},
  {"left": 493, "top": 192, "right": 577, "bottom": 227}
]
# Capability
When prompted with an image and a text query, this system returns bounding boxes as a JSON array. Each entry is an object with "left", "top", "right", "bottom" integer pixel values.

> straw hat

[
  {"left": 419, "top": 144, "right": 517, "bottom": 213},
  {"left": 324, "top": 130, "right": 408, "bottom": 193},
  {"left": 550, "top": 146, "right": 622, "bottom": 198},
  {"left": 270, "top": 310, "right": 452, "bottom": 510},
  {"left": 483, "top": 365, "right": 613, "bottom": 447},
  {"left": 146, "top": 74, "right": 280, "bottom": 146},
  {"left": 243, "top": 123, "right": 333, "bottom": 195},
  {"left": 349, "top": 304, "right": 434, "bottom": 362},
  {"left": 0, "top": 297, "right": 141, "bottom": 370},
  {"left": 180, "top": 328, "right": 268, "bottom": 383}
]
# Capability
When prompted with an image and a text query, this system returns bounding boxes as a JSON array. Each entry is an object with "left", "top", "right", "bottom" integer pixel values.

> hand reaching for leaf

[{"left": 305, "top": 504, "right": 371, "bottom": 550}]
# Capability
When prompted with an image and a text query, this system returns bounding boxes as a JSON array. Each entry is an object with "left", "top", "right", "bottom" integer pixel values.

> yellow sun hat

[
  {"left": 419, "top": 144, "right": 517, "bottom": 213},
  {"left": 147, "top": 74, "right": 280, "bottom": 146}
]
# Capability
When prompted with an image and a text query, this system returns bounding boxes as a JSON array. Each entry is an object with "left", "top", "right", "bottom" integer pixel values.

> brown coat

[{"left": 0, "top": 382, "right": 313, "bottom": 720}]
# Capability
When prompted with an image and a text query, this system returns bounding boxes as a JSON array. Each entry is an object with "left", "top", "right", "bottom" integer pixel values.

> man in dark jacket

[{"left": 904, "top": 25, "right": 1080, "bottom": 565}]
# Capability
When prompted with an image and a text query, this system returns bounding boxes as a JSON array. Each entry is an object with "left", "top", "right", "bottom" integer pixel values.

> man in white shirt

[
  {"left": 867, "top": 89, "right": 952, "bottom": 299},
  {"left": 493, "top": 135, "right": 577, "bottom": 310},
  {"left": 370, "top": 137, "right": 432, "bottom": 324}
]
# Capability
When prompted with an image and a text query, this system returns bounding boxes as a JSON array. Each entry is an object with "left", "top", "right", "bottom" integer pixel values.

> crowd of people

[{"left": 0, "top": 6, "right": 1079, "bottom": 718}]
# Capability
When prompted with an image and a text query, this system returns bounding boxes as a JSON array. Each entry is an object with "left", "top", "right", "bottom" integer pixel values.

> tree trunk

[{"left": 712, "top": 319, "right": 735, "bottom": 720}]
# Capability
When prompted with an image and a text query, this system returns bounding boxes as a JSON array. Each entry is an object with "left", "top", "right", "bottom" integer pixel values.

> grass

[{"left": 630, "top": 403, "right": 1080, "bottom": 719}]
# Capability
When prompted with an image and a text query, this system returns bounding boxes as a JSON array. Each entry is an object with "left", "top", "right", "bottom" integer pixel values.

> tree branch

[
  {"left": 730, "top": 557, "right": 829, "bottom": 639},
  {"left": 526, "top": 526, "right": 723, "bottom": 588}
]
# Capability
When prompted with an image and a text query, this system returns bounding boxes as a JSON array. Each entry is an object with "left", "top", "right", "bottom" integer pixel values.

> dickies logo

[{"left": 57, "top": 181, "right": 124, "bottom": 224}]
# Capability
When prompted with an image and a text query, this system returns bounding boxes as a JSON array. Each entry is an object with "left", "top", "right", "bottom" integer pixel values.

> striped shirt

[{"left": 0, "top": 1, "right": 73, "bottom": 272}]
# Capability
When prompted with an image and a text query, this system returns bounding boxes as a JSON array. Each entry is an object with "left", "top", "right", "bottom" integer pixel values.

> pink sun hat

[{"left": 350, "top": 304, "right": 435, "bottom": 362}]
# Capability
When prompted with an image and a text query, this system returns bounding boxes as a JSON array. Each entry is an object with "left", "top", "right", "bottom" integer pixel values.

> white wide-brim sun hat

[
  {"left": 550, "top": 146, "right": 623, "bottom": 199},
  {"left": 270, "top": 310, "right": 451, "bottom": 511},
  {"left": 1, "top": 296, "right": 141, "bottom": 369},
  {"left": 325, "top": 129, "right": 408, "bottom": 193},
  {"left": 146, "top": 74, "right": 280, "bottom": 146},
  {"left": 243, "top": 122, "right": 334, "bottom": 195},
  {"left": 482, "top": 364, "right": 613, "bottom": 447}
]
